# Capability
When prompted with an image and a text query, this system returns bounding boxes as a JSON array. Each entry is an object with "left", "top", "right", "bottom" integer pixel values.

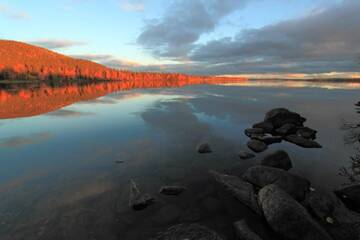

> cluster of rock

[
  {"left": 129, "top": 181, "right": 186, "bottom": 211},
  {"left": 211, "top": 149, "right": 360, "bottom": 240},
  {"left": 245, "top": 108, "right": 321, "bottom": 153}
]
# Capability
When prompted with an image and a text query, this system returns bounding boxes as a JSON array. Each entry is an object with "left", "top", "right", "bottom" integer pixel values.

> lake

[{"left": 0, "top": 80, "right": 359, "bottom": 240}]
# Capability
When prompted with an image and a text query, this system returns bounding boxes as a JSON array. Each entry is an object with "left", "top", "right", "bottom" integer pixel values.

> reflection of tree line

[
  {"left": 340, "top": 101, "right": 360, "bottom": 182},
  {"left": 0, "top": 78, "right": 245, "bottom": 119}
]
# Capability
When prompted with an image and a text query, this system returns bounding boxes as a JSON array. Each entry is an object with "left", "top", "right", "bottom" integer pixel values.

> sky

[{"left": 0, "top": 0, "right": 359, "bottom": 77}]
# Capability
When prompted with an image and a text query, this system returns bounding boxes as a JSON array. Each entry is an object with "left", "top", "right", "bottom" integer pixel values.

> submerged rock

[
  {"left": 159, "top": 186, "right": 187, "bottom": 196},
  {"left": 297, "top": 127, "right": 317, "bottom": 139},
  {"left": 247, "top": 140, "right": 268, "bottom": 153},
  {"left": 197, "top": 143, "right": 212, "bottom": 154},
  {"left": 334, "top": 183, "right": 360, "bottom": 211},
  {"left": 211, "top": 170, "right": 262, "bottom": 215},
  {"left": 129, "top": 180, "right": 154, "bottom": 211},
  {"left": 245, "top": 128, "right": 265, "bottom": 137},
  {"left": 243, "top": 166, "right": 310, "bottom": 201},
  {"left": 264, "top": 108, "right": 306, "bottom": 128},
  {"left": 258, "top": 185, "right": 332, "bottom": 240},
  {"left": 285, "top": 134, "right": 322, "bottom": 148},
  {"left": 151, "top": 223, "right": 224, "bottom": 240},
  {"left": 239, "top": 151, "right": 256, "bottom": 160},
  {"left": 233, "top": 219, "right": 263, "bottom": 240},
  {"left": 261, "top": 150, "right": 292, "bottom": 170}
]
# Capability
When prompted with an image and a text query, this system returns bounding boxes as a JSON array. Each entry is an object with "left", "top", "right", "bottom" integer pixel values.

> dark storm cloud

[
  {"left": 189, "top": 0, "right": 360, "bottom": 74},
  {"left": 137, "top": 0, "right": 248, "bottom": 59}
]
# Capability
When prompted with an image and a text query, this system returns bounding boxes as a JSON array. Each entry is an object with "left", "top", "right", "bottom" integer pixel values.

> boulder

[
  {"left": 305, "top": 191, "right": 360, "bottom": 240},
  {"left": 264, "top": 108, "right": 306, "bottom": 128},
  {"left": 285, "top": 134, "right": 322, "bottom": 148},
  {"left": 245, "top": 128, "right": 265, "bottom": 137},
  {"left": 355, "top": 101, "right": 360, "bottom": 107},
  {"left": 129, "top": 180, "right": 154, "bottom": 210},
  {"left": 261, "top": 150, "right": 292, "bottom": 170},
  {"left": 197, "top": 143, "right": 212, "bottom": 153},
  {"left": 251, "top": 134, "right": 282, "bottom": 145},
  {"left": 297, "top": 127, "right": 317, "bottom": 139},
  {"left": 252, "top": 121, "right": 274, "bottom": 133},
  {"left": 258, "top": 185, "right": 332, "bottom": 240},
  {"left": 275, "top": 123, "right": 297, "bottom": 135},
  {"left": 233, "top": 219, "right": 263, "bottom": 240},
  {"left": 334, "top": 183, "right": 360, "bottom": 211},
  {"left": 151, "top": 223, "right": 224, "bottom": 240},
  {"left": 239, "top": 151, "right": 256, "bottom": 160},
  {"left": 159, "top": 186, "right": 187, "bottom": 196},
  {"left": 211, "top": 170, "right": 262, "bottom": 215},
  {"left": 247, "top": 140, "right": 268, "bottom": 153},
  {"left": 242, "top": 166, "right": 310, "bottom": 201}
]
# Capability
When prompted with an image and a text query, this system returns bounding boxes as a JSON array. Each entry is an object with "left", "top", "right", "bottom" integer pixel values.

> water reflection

[{"left": 0, "top": 81, "right": 359, "bottom": 239}]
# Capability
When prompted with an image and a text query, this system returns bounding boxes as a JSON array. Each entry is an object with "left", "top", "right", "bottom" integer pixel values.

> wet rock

[
  {"left": 334, "top": 183, "right": 360, "bottom": 211},
  {"left": 275, "top": 123, "right": 297, "bottom": 135},
  {"left": 151, "top": 223, "right": 224, "bottom": 240},
  {"left": 247, "top": 140, "right": 268, "bottom": 153},
  {"left": 233, "top": 219, "right": 263, "bottom": 240},
  {"left": 239, "top": 151, "right": 256, "bottom": 160},
  {"left": 264, "top": 108, "right": 306, "bottom": 128},
  {"left": 252, "top": 121, "right": 274, "bottom": 133},
  {"left": 245, "top": 128, "right": 265, "bottom": 137},
  {"left": 197, "top": 143, "right": 212, "bottom": 154},
  {"left": 285, "top": 134, "right": 322, "bottom": 148},
  {"left": 355, "top": 101, "right": 360, "bottom": 107},
  {"left": 305, "top": 191, "right": 360, "bottom": 240},
  {"left": 243, "top": 166, "right": 310, "bottom": 201},
  {"left": 258, "top": 184, "right": 332, "bottom": 240},
  {"left": 211, "top": 170, "right": 262, "bottom": 215},
  {"left": 202, "top": 197, "right": 223, "bottom": 213},
  {"left": 159, "top": 186, "right": 187, "bottom": 196},
  {"left": 251, "top": 134, "right": 282, "bottom": 145},
  {"left": 297, "top": 127, "right": 317, "bottom": 139},
  {"left": 115, "top": 160, "right": 124, "bottom": 164},
  {"left": 261, "top": 150, "right": 292, "bottom": 170},
  {"left": 129, "top": 180, "right": 154, "bottom": 211}
]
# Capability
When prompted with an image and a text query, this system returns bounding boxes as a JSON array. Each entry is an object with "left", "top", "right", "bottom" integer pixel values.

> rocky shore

[{"left": 129, "top": 108, "right": 360, "bottom": 240}]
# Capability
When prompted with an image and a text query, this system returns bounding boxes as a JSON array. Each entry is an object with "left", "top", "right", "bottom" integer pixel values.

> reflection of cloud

[
  {"left": 76, "top": 98, "right": 117, "bottom": 105},
  {"left": 46, "top": 109, "right": 94, "bottom": 118},
  {"left": 0, "top": 170, "right": 47, "bottom": 193},
  {"left": 29, "top": 39, "right": 86, "bottom": 50},
  {"left": 0, "top": 132, "right": 52, "bottom": 148}
]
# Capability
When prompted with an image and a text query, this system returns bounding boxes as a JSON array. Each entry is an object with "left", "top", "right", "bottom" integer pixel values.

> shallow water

[{"left": 0, "top": 80, "right": 359, "bottom": 239}]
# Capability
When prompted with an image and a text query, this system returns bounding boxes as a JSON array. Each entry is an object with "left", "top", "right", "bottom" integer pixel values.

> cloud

[
  {"left": 188, "top": 0, "right": 360, "bottom": 74},
  {"left": 120, "top": 0, "right": 144, "bottom": 12},
  {"left": 0, "top": 4, "right": 30, "bottom": 20},
  {"left": 0, "top": 132, "right": 52, "bottom": 148},
  {"left": 136, "top": 0, "right": 248, "bottom": 59},
  {"left": 29, "top": 39, "right": 86, "bottom": 50},
  {"left": 72, "top": 54, "right": 142, "bottom": 69}
]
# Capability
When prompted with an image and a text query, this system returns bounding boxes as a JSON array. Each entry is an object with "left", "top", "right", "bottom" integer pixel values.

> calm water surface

[{"left": 0, "top": 80, "right": 359, "bottom": 239}]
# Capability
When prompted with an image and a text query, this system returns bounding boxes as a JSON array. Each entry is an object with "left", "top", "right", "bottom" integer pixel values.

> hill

[{"left": 0, "top": 40, "right": 245, "bottom": 83}]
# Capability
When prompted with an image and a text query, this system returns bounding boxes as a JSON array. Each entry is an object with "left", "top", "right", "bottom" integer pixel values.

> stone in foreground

[
  {"left": 258, "top": 185, "right": 332, "bottom": 240},
  {"left": 243, "top": 166, "right": 310, "bottom": 201},
  {"left": 264, "top": 108, "right": 306, "bottom": 128},
  {"left": 251, "top": 134, "right": 282, "bottom": 145},
  {"left": 233, "top": 219, "right": 263, "bottom": 240},
  {"left": 247, "top": 140, "right": 268, "bottom": 153},
  {"left": 252, "top": 121, "right": 274, "bottom": 133},
  {"left": 334, "top": 183, "right": 360, "bottom": 211},
  {"left": 239, "top": 151, "right": 256, "bottom": 160},
  {"left": 285, "top": 134, "right": 322, "bottom": 148},
  {"left": 159, "top": 186, "right": 187, "bottom": 196},
  {"left": 296, "top": 127, "right": 317, "bottom": 139},
  {"left": 261, "top": 150, "right": 292, "bottom": 170},
  {"left": 210, "top": 170, "right": 262, "bottom": 215},
  {"left": 275, "top": 123, "right": 297, "bottom": 135},
  {"left": 129, "top": 180, "right": 154, "bottom": 210},
  {"left": 245, "top": 128, "right": 265, "bottom": 137},
  {"left": 197, "top": 143, "right": 212, "bottom": 154},
  {"left": 151, "top": 223, "right": 224, "bottom": 240}
]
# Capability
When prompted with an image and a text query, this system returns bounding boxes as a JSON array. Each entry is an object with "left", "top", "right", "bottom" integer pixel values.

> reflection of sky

[{"left": 0, "top": 83, "right": 359, "bottom": 239}]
